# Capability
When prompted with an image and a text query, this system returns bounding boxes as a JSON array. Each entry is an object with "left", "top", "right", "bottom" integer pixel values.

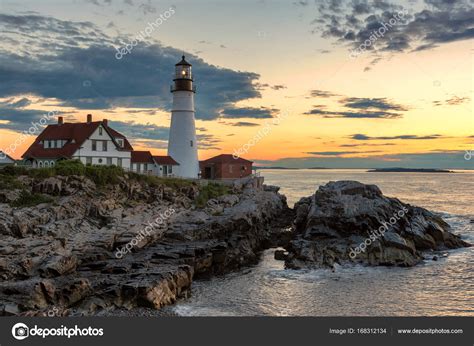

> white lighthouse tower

[{"left": 167, "top": 56, "right": 199, "bottom": 178}]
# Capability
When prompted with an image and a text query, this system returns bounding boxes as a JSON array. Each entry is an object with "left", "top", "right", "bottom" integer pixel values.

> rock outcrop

[
  {"left": 0, "top": 175, "right": 291, "bottom": 316},
  {"left": 285, "top": 181, "right": 470, "bottom": 269}
]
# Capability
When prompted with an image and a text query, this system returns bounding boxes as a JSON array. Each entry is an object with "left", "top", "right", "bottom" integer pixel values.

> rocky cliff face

[
  {"left": 285, "top": 181, "right": 470, "bottom": 269},
  {"left": 0, "top": 175, "right": 291, "bottom": 316}
]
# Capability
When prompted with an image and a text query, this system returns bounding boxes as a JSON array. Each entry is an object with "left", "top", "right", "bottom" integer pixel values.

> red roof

[
  {"left": 152, "top": 155, "right": 179, "bottom": 165},
  {"left": 200, "top": 154, "right": 253, "bottom": 165},
  {"left": 131, "top": 151, "right": 154, "bottom": 163},
  {"left": 22, "top": 119, "right": 133, "bottom": 159}
]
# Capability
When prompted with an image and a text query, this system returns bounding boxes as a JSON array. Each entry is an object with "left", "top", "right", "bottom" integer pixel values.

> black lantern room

[{"left": 171, "top": 55, "right": 195, "bottom": 92}]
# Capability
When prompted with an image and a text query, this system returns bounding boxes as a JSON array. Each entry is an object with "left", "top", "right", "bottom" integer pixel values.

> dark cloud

[
  {"left": 342, "top": 97, "right": 409, "bottom": 111},
  {"left": 309, "top": 89, "right": 340, "bottom": 98},
  {"left": 220, "top": 106, "right": 278, "bottom": 119},
  {"left": 306, "top": 95, "right": 408, "bottom": 119},
  {"left": 305, "top": 109, "right": 402, "bottom": 119},
  {"left": 310, "top": 0, "right": 474, "bottom": 57},
  {"left": 271, "top": 85, "right": 287, "bottom": 90},
  {"left": 255, "top": 151, "right": 473, "bottom": 169},
  {"left": 229, "top": 122, "right": 260, "bottom": 127},
  {"left": 109, "top": 121, "right": 169, "bottom": 141},
  {"left": 0, "top": 14, "right": 262, "bottom": 122},
  {"left": 351, "top": 133, "right": 444, "bottom": 140},
  {"left": 305, "top": 150, "right": 381, "bottom": 156}
]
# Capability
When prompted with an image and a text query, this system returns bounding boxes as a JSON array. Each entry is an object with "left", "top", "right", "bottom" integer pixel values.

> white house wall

[{"left": 71, "top": 125, "right": 131, "bottom": 169}]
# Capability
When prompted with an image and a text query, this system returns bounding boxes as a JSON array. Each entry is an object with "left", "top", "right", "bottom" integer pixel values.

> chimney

[
  {"left": 58, "top": 116, "right": 64, "bottom": 125},
  {"left": 87, "top": 114, "right": 92, "bottom": 123},
  {"left": 103, "top": 119, "right": 108, "bottom": 127}
]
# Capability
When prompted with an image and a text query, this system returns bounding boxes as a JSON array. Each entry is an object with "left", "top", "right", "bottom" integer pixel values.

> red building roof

[
  {"left": 131, "top": 151, "right": 154, "bottom": 163},
  {"left": 200, "top": 154, "right": 253, "bottom": 165},
  {"left": 22, "top": 118, "right": 133, "bottom": 159},
  {"left": 152, "top": 155, "right": 179, "bottom": 165}
]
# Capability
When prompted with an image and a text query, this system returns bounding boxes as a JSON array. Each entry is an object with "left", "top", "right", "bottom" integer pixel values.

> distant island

[{"left": 367, "top": 168, "right": 454, "bottom": 173}]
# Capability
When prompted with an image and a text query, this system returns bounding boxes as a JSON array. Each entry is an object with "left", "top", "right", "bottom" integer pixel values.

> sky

[{"left": 0, "top": 0, "right": 472, "bottom": 169}]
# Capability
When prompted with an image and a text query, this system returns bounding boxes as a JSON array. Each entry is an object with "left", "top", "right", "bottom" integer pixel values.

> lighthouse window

[{"left": 190, "top": 140, "right": 193, "bottom": 147}]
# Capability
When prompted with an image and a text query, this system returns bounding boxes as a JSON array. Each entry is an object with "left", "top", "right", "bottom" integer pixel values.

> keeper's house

[
  {"left": 22, "top": 114, "right": 179, "bottom": 176},
  {"left": 23, "top": 114, "right": 133, "bottom": 169}
]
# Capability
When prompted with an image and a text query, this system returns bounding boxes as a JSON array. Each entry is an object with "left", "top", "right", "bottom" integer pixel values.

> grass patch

[
  {"left": 10, "top": 190, "right": 54, "bottom": 208},
  {"left": 127, "top": 172, "right": 194, "bottom": 189},
  {"left": 0, "top": 174, "right": 24, "bottom": 190},
  {"left": 195, "top": 183, "right": 230, "bottom": 208}
]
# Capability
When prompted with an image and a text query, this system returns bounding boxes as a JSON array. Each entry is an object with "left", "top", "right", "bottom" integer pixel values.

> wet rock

[{"left": 286, "top": 181, "right": 471, "bottom": 269}]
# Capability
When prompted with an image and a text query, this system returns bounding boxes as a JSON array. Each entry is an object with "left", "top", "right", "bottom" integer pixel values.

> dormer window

[
  {"left": 99, "top": 127, "right": 103, "bottom": 135},
  {"left": 117, "top": 139, "right": 124, "bottom": 148}
]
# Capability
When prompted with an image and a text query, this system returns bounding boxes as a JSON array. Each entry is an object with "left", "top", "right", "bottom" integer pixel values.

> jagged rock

[
  {"left": 0, "top": 174, "right": 291, "bottom": 315},
  {"left": 286, "top": 181, "right": 470, "bottom": 269}
]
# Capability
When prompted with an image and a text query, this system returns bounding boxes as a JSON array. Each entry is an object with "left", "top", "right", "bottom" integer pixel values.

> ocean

[{"left": 172, "top": 169, "right": 474, "bottom": 316}]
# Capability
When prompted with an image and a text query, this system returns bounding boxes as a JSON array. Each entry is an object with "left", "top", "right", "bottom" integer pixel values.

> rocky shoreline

[
  {"left": 284, "top": 181, "right": 470, "bottom": 269},
  {"left": 0, "top": 174, "right": 292, "bottom": 316},
  {"left": 0, "top": 174, "right": 470, "bottom": 316}
]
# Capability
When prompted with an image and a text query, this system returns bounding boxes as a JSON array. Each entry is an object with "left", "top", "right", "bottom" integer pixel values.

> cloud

[
  {"left": 310, "top": 0, "right": 474, "bottom": 57},
  {"left": 255, "top": 151, "right": 473, "bottom": 169},
  {"left": 306, "top": 95, "right": 408, "bottom": 119},
  {"left": 309, "top": 89, "right": 340, "bottom": 98},
  {"left": 229, "top": 121, "right": 260, "bottom": 127},
  {"left": 305, "top": 150, "right": 381, "bottom": 156},
  {"left": 0, "top": 14, "right": 262, "bottom": 121},
  {"left": 433, "top": 96, "right": 471, "bottom": 106},
  {"left": 220, "top": 106, "right": 278, "bottom": 119},
  {"left": 305, "top": 109, "right": 402, "bottom": 119},
  {"left": 351, "top": 133, "right": 445, "bottom": 140},
  {"left": 271, "top": 85, "right": 287, "bottom": 90},
  {"left": 109, "top": 121, "right": 169, "bottom": 141},
  {"left": 343, "top": 97, "right": 409, "bottom": 111}
]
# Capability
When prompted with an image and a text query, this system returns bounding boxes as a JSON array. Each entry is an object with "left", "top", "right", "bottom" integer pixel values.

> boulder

[{"left": 286, "top": 181, "right": 470, "bottom": 269}]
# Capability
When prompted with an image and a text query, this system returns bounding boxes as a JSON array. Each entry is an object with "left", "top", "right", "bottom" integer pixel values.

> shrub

[
  {"left": 28, "top": 168, "right": 55, "bottom": 179},
  {"left": 10, "top": 190, "right": 54, "bottom": 207},
  {"left": 195, "top": 183, "right": 230, "bottom": 208},
  {"left": 0, "top": 165, "right": 28, "bottom": 176},
  {"left": 85, "top": 164, "right": 124, "bottom": 186},
  {"left": 0, "top": 174, "right": 24, "bottom": 190},
  {"left": 55, "top": 159, "right": 86, "bottom": 176}
]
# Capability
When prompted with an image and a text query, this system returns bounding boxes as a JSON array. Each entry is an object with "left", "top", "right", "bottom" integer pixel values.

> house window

[
  {"left": 44, "top": 161, "right": 50, "bottom": 167},
  {"left": 144, "top": 163, "right": 148, "bottom": 171},
  {"left": 99, "top": 127, "right": 103, "bottom": 135},
  {"left": 117, "top": 139, "right": 124, "bottom": 148},
  {"left": 38, "top": 161, "right": 43, "bottom": 168},
  {"left": 169, "top": 165, "right": 172, "bottom": 174},
  {"left": 190, "top": 140, "right": 193, "bottom": 147},
  {"left": 86, "top": 157, "right": 92, "bottom": 165},
  {"left": 50, "top": 140, "right": 55, "bottom": 148},
  {"left": 98, "top": 158, "right": 103, "bottom": 164},
  {"left": 107, "top": 157, "right": 112, "bottom": 165},
  {"left": 92, "top": 140, "right": 97, "bottom": 151},
  {"left": 102, "top": 141, "right": 107, "bottom": 151},
  {"left": 117, "top": 158, "right": 122, "bottom": 167},
  {"left": 51, "top": 161, "right": 55, "bottom": 166}
]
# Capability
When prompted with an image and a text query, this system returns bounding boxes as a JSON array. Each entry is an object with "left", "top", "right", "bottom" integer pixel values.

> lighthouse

[{"left": 167, "top": 56, "right": 199, "bottom": 178}]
